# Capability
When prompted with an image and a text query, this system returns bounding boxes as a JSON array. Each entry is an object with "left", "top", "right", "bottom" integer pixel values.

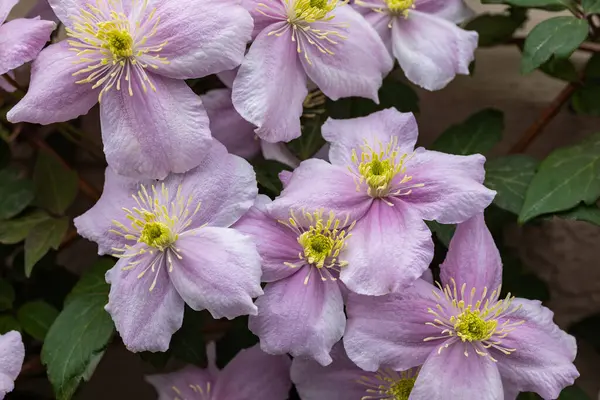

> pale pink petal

[
  {"left": 341, "top": 198, "right": 433, "bottom": 296},
  {"left": 322, "top": 109, "right": 418, "bottom": 167},
  {"left": 213, "top": 345, "right": 292, "bottom": 400},
  {"left": 415, "top": 0, "right": 475, "bottom": 23},
  {"left": 233, "top": 195, "right": 300, "bottom": 282},
  {"left": 410, "top": 341, "right": 503, "bottom": 400},
  {"left": 26, "top": 0, "right": 59, "bottom": 22},
  {"left": 440, "top": 214, "right": 502, "bottom": 293},
  {"left": 261, "top": 142, "right": 300, "bottom": 169},
  {"left": 168, "top": 229, "right": 263, "bottom": 320},
  {"left": 360, "top": 6, "right": 393, "bottom": 53},
  {"left": 99, "top": 73, "right": 211, "bottom": 179},
  {"left": 105, "top": 253, "right": 185, "bottom": 352},
  {"left": 249, "top": 267, "right": 346, "bottom": 366},
  {"left": 0, "top": 17, "right": 55, "bottom": 75},
  {"left": 0, "top": 0, "right": 18, "bottom": 25},
  {"left": 344, "top": 280, "right": 443, "bottom": 372},
  {"left": 493, "top": 298, "right": 579, "bottom": 399},
  {"left": 0, "top": 331, "right": 24, "bottom": 399},
  {"left": 232, "top": 23, "right": 307, "bottom": 142},
  {"left": 0, "top": 72, "right": 16, "bottom": 92},
  {"left": 47, "top": 0, "right": 87, "bottom": 26},
  {"left": 401, "top": 149, "right": 496, "bottom": 224},
  {"left": 7, "top": 41, "right": 99, "bottom": 124},
  {"left": 391, "top": 11, "right": 477, "bottom": 91},
  {"left": 300, "top": 5, "right": 392, "bottom": 101},
  {"left": 145, "top": 365, "right": 214, "bottom": 400},
  {"left": 139, "top": 0, "right": 253, "bottom": 79},
  {"left": 241, "top": 0, "right": 286, "bottom": 38}
]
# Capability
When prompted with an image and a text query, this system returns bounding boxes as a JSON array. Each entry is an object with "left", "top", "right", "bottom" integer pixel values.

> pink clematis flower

[
  {"left": 353, "top": 0, "right": 478, "bottom": 91},
  {"left": 344, "top": 214, "right": 579, "bottom": 400},
  {"left": 8, "top": 0, "right": 253, "bottom": 179},
  {"left": 234, "top": 195, "right": 352, "bottom": 365},
  {"left": 269, "top": 108, "right": 495, "bottom": 296},
  {"left": 232, "top": 0, "right": 393, "bottom": 143},
  {"left": 292, "top": 342, "right": 421, "bottom": 399},
  {"left": 74, "top": 139, "right": 263, "bottom": 352},
  {"left": 0, "top": 331, "right": 25, "bottom": 400},
  {"left": 0, "top": 0, "right": 55, "bottom": 81},
  {"left": 146, "top": 344, "right": 291, "bottom": 400}
]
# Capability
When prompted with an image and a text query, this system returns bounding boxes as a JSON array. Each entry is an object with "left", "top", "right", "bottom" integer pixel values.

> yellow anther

[
  {"left": 454, "top": 309, "right": 497, "bottom": 342},
  {"left": 385, "top": 0, "right": 415, "bottom": 16},
  {"left": 387, "top": 376, "right": 417, "bottom": 400}
]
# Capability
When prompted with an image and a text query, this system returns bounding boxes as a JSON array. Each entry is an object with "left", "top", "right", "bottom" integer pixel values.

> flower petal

[
  {"left": 145, "top": 365, "right": 214, "bottom": 400},
  {"left": 234, "top": 195, "right": 301, "bottom": 283},
  {"left": 213, "top": 344, "right": 292, "bottom": 400},
  {"left": 492, "top": 298, "right": 579, "bottom": 399},
  {"left": 249, "top": 266, "right": 346, "bottom": 366},
  {"left": 401, "top": 149, "right": 496, "bottom": 224},
  {"left": 415, "top": 0, "right": 475, "bottom": 23},
  {"left": 0, "top": 331, "right": 24, "bottom": 398},
  {"left": 169, "top": 228, "right": 263, "bottom": 320},
  {"left": 391, "top": 11, "right": 477, "bottom": 91},
  {"left": 163, "top": 139, "right": 258, "bottom": 229},
  {"left": 322, "top": 108, "right": 418, "bottom": 167},
  {"left": 26, "top": 0, "right": 59, "bottom": 23},
  {"left": 261, "top": 141, "right": 301, "bottom": 169},
  {"left": 99, "top": 73, "right": 211, "bottom": 179},
  {"left": 267, "top": 159, "right": 373, "bottom": 223},
  {"left": 344, "top": 280, "right": 442, "bottom": 372},
  {"left": 241, "top": 0, "right": 287, "bottom": 38},
  {"left": 7, "top": 41, "right": 99, "bottom": 124},
  {"left": 0, "top": 71, "right": 16, "bottom": 92},
  {"left": 74, "top": 167, "right": 150, "bottom": 256},
  {"left": 0, "top": 17, "right": 55, "bottom": 76},
  {"left": 292, "top": 342, "right": 370, "bottom": 400},
  {"left": 341, "top": 198, "right": 433, "bottom": 296},
  {"left": 232, "top": 22, "right": 307, "bottom": 142},
  {"left": 201, "top": 88, "right": 261, "bottom": 160},
  {"left": 410, "top": 340, "right": 503, "bottom": 400},
  {"left": 105, "top": 254, "right": 184, "bottom": 352},
  {"left": 140, "top": 0, "right": 252, "bottom": 79},
  {"left": 359, "top": 6, "right": 393, "bottom": 53},
  {"left": 47, "top": 0, "right": 87, "bottom": 27},
  {"left": 300, "top": 5, "right": 392, "bottom": 101},
  {"left": 0, "top": 0, "right": 18, "bottom": 25},
  {"left": 440, "top": 214, "right": 502, "bottom": 292}
]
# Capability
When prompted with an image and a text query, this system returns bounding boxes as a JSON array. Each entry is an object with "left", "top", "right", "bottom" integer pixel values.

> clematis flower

[
  {"left": 234, "top": 195, "right": 353, "bottom": 365},
  {"left": 201, "top": 71, "right": 302, "bottom": 168},
  {"left": 26, "top": 0, "right": 58, "bottom": 23},
  {"left": 0, "top": 331, "right": 25, "bottom": 400},
  {"left": 233, "top": 0, "right": 393, "bottom": 143},
  {"left": 269, "top": 108, "right": 495, "bottom": 296},
  {"left": 353, "top": 0, "right": 478, "bottom": 91},
  {"left": 8, "top": 0, "right": 253, "bottom": 179},
  {"left": 146, "top": 344, "right": 291, "bottom": 400},
  {"left": 292, "top": 342, "right": 421, "bottom": 400},
  {"left": 74, "top": 139, "right": 263, "bottom": 352},
  {"left": 0, "top": 0, "right": 55, "bottom": 78},
  {"left": 344, "top": 214, "right": 579, "bottom": 400}
]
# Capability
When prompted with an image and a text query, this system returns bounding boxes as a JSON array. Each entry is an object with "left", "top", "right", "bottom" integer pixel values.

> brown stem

[
  {"left": 27, "top": 135, "right": 101, "bottom": 201},
  {"left": 1, "top": 73, "right": 25, "bottom": 93},
  {"left": 509, "top": 83, "right": 578, "bottom": 154},
  {"left": 59, "top": 229, "right": 79, "bottom": 250}
]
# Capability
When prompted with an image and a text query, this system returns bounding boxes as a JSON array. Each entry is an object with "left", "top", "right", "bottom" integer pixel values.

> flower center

[
  {"left": 357, "top": 368, "right": 419, "bottom": 400},
  {"left": 279, "top": 209, "right": 355, "bottom": 283},
  {"left": 453, "top": 309, "right": 497, "bottom": 342},
  {"left": 350, "top": 137, "right": 422, "bottom": 199},
  {"left": 67, "top": 0, "right": 169, "bottom": 101},
  {"left": 423, "top": 279, "right": 525, "bottom": 361},
  {"left": 386, "top": 0, "right": 415, "bottom": 16},
  {"left": 110, "top": 183, "right": 202, "bottom": 291},
  {"left": 293, "top": 0, "right": 337, "bottom": 23},
  {"left": 387, "top": 377, "right": 417, "bottom": 400}
]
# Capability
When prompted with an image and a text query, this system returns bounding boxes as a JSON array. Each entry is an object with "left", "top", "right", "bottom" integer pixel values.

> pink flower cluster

[{"left": 1, "top": 0, "right": 579, "bottom": 399}]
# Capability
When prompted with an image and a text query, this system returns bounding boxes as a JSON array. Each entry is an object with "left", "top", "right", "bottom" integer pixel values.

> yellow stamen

[
  {"left": 356, "top": 367, "right": 419, "bottom": 400},
  {"left": 385, "top": 0, "right": 415, "bottom": 17}
]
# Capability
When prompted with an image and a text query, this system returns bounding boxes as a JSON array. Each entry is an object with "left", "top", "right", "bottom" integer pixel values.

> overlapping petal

[
  {"left": 145, "top": 365, "right": 214, "bottom": 400},
  {"left": 0, "top": 17, "right": 55, "bottom": 76},
  {"left": 415, "top": 0, "right": 475, "bottom": 23},
  {"left": 0, "top": 331, "right": 24, "bottom": 399},
  {"left": 0, "top": 0, "right": 18, "bottom": 25},
  {"left": 100, "top": 73, "right": 211, "bottom": 179}
]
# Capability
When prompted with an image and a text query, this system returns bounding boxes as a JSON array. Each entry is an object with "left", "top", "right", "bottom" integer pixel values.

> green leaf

[
  {"left": 0, "top": 279, "right": 15, "bottom": 311},
  {"left": 24, "top": 216, "right": 69, "bottom": 277},
  {"left": 519, "top": 133, "right": 600, "bottom": 223},
  {"left": 254, "top": 160, "right": 291, "bottom": 197},
  {"left": 65, "top": 258, "right": 115, "bottom": 305},
  {"left": 521, "top": 17, "right": 589, "bottom": 74},
  {"left": 426, "top": 221, "right": 455, "bottom": 247},
  {"left": 539, "top": 56, "right": 579, "bottom": 82},
  {"left": 556, "top": 204, "right": 600, "bottom": 226},
  {"left": 485, "top": 155, "right": 539, "bottom": 214},
  {"left": 465, "top": 10, "right": 527, "bottom": 47},
  {"left": 41, "top": 259, "right": 115, "bottom": 400},
  {"left": 33, "top": 151, "right": 78, "bottom": 215},
  {"left": 431, "top": 109, "right": 504, "bottom": 155},
  {"left": 0, "top": 168, "right": 35, "bottom": 220},
  {"left": 502, "top": 0, "right": 568, "bottom": 8},
  {"left": 0, "top": 209, "right": 51, "bottom": 245},
  {"left": 171, "top": 308, "right": 206, "bottom": 366},
  {"left": 0, "top": 315, "right": 21, "bottom": 334},
  {"left": 583, "top": 0, "right": 600, "bottom": 14},
  {"left": 17, "top": 300, "right": 59, "bottom": 341}
]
